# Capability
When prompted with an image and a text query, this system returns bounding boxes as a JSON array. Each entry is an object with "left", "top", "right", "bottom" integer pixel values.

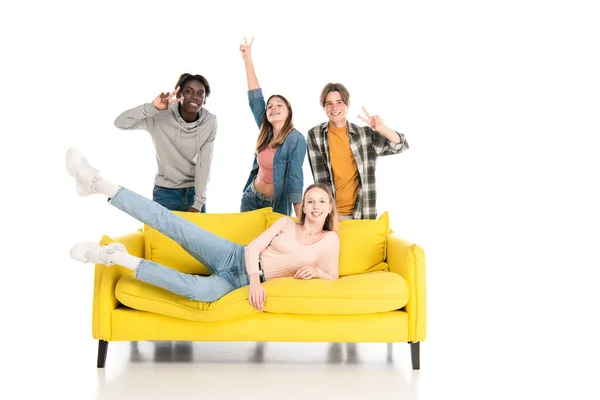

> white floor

[
  {"left": 94, "top": 341, "right": 420, "bottom": 399},
  {"left": 4, "top": 297, "right": 600, "bottom": 400}
]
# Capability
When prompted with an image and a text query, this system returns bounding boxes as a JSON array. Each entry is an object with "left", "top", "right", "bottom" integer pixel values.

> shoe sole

[
  {"left": 66, "top": 148, "right": 99, "bottom": 196},
  {"left": 66, "top": 148, "right": 88, "bottom": 177},
  {"left": 70, "top": 242, "right": 93, "bottom": 263}
]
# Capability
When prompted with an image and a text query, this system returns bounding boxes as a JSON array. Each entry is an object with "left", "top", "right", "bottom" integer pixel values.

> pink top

[
  {"left": 256, "top": 146, "right": 276, "bottom": 184},
  {"left": 244, "top": 217, "right": 340, "bottom": 280}
]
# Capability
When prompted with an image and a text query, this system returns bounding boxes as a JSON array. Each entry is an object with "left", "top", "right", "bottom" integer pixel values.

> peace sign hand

[
  {"left": 239, "top": 36, "right": 254, "bottom": 63},
  {"left": 152, "top": 86, "right": 182, "bottom": 111},
  {"left": 357, "top": 106, "right": 387, "bottom": 132}
]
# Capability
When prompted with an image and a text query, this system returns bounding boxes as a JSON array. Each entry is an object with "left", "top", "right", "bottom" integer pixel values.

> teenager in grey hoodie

[{"left": 114, "top": 73, "right": 217, "bottom": 212}]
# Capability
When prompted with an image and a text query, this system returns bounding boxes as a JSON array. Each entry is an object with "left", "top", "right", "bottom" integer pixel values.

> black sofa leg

[
  {"left": 410, "top": 341, "right": 420, "bottom": 370},
  {"left": 97, "top": 340, "right": 109, "bottom": 368}
]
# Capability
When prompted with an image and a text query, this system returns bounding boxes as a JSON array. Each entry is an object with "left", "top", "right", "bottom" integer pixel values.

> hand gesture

[
  {"left": 239, "top": 36, "right": 254, "bottom": 64},
  {"left": 294, "top": 266, "right": 317, "bottom": 280},
  {"left": 152, "top": 86, "right": 182, "bottom": 111},
  {"left": 248, "top": 279, "right": 266, "bottom": 311},
  {"left": 357, "top": 106, "right": 387, "bottom": 132}
]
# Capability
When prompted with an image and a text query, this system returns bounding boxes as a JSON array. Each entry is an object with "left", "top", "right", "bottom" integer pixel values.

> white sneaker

[
  {"left": 70, "top": 242, "right": 127, "bottom": 266},
  {"left": 66, "top": 148, "right": 101, "bottom": 196}
]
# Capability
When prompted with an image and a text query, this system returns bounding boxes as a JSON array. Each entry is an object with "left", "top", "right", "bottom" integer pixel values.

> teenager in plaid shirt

[{"left": 307, "top": 83, "right": 409, "bottom": 220}]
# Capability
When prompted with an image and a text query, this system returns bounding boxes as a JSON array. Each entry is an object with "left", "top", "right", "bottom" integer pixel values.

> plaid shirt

[{"left": 307, "top": 122, "right": 409, "bottom": 220}]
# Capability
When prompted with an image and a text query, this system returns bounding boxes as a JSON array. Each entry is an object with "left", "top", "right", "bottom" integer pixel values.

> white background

[{"left": 1, "top": 0, "right": 599, "bottom": 398}]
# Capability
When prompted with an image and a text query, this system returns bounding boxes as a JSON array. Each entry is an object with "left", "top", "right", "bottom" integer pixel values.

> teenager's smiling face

[
  {"left": 266, "top": 96, "right": 289, "bottom": 124},
  {"left": 303, "top": 187, "right": 333, "bottom": 223},
  {"left": 180, "top": 80, "right": 206, "bottom": 113},
  {"left": 323, "top": 91, "right": 348, "bottom": 125}
]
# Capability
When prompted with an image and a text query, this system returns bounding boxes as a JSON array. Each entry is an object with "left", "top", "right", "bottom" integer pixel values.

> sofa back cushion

[
  {"left": 266, "top": 211, "right": 390, "bottom": 276},
  {"left": 144, "top": 207, "right": 270, "bottom": 275},
  {"left": 337, "top": 212, "right": 390, "bottom": 275}
]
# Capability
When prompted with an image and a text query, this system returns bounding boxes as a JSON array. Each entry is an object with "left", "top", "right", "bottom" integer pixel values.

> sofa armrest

[
  {"left": 92, "top": 230, "right": 145, "bottom": 341},
  {"left": 386, "top": 233, "right": 427, "bottom": 342}
]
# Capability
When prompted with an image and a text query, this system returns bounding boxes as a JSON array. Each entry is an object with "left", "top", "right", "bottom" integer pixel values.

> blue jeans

[
  {"left": 240, "top": 179, "right": 273, "bottom": 212},
  {"left": 153, "top": 185, "right": 207, "bottom": 213},
  {"left": 110, "top": 187, "right": 249, "bottom": 302}
]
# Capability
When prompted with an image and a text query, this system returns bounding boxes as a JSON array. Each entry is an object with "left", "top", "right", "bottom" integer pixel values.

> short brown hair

[{"left": 319, "top": 83, "right": 350, "bottom": 108}]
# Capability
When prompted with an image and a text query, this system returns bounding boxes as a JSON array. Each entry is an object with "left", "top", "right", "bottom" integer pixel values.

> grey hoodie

[{"left": 114, "top": 103, "right": 217, "bottom": 210}]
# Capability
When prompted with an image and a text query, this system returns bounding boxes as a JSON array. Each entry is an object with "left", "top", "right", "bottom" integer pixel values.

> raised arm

[
  {"left": 357, "top": 106, "right": 409, "bottom": 156},
  {"left": 240, "top": 37, "right": 259, "bottom": 90},
  {"left": 240, "top": 37, "right": 266, "bottom": 128},
  {"left": 114, "top": 87, "right": 182, "bottom": 131}
]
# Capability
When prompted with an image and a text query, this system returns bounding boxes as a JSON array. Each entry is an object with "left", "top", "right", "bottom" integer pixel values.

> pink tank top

[{"left": 257, "top": 146, "right": 276, "bottom": 184}]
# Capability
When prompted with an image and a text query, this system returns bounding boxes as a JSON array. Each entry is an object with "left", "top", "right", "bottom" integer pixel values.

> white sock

[
  {"left": 110, "top": 250, "right": 142, "bottom": 271},
  {"left": 95, "top": 178, "right": 120, "bottom": 198}
]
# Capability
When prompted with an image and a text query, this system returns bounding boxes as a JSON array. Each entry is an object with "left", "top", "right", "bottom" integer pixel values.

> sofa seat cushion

[
  {"left": 115, "top": 269, "right": 409, "bottom": 322},
  {"left": 262, "top": 269, "right": 409, "bottom": 315}
]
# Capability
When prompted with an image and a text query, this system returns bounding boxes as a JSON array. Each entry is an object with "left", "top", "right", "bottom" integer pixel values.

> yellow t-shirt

[{"left": 327, "top": 124, "right": 359, "bottom": 215}]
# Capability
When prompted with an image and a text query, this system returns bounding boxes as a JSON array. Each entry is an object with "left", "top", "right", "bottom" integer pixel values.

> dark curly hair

[{"left": 174, "top": 73, "right": 211, "bottom": 100}]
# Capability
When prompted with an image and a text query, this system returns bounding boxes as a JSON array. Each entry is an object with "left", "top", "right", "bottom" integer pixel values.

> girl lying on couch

[{"left": 65, "top": 148, "right": 340, "bottom": 312}]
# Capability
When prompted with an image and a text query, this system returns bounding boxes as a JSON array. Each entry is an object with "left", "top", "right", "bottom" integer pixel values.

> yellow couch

[{"left": 92, "top": 207, "right": 427, "bottom": 369}]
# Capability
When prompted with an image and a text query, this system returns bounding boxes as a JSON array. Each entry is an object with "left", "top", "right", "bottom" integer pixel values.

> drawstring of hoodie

[
  {"left": 178, "top": 123, "right": 181, "bottom": 151},
  {"left": 175, "top": 105, "right": 203, "bottom": 156}
]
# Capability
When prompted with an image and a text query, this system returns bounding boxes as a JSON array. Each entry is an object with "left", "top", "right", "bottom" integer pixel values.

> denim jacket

[{"left": 243, "top": 88, "right": 306, "bottom": 216}]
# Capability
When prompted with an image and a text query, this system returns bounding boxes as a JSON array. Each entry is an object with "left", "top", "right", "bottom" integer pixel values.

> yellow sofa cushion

[
  {"left": 115, "top": 273, "right": 256, "bottom": 322},
  {"left": 266, "top": 211, "right": 390, "bottom": 276},
  {"left": 337, "top": 212, "right": 390, "bottom": 275},
  {"left": 263, "top": 269, "right": 408, "bottom": 314},
  {"left": 115, "top": 269, "right": 408, "bottom": 322},
  {"left": 144, "top": 207, "right": 270, "bottom": 275}
]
